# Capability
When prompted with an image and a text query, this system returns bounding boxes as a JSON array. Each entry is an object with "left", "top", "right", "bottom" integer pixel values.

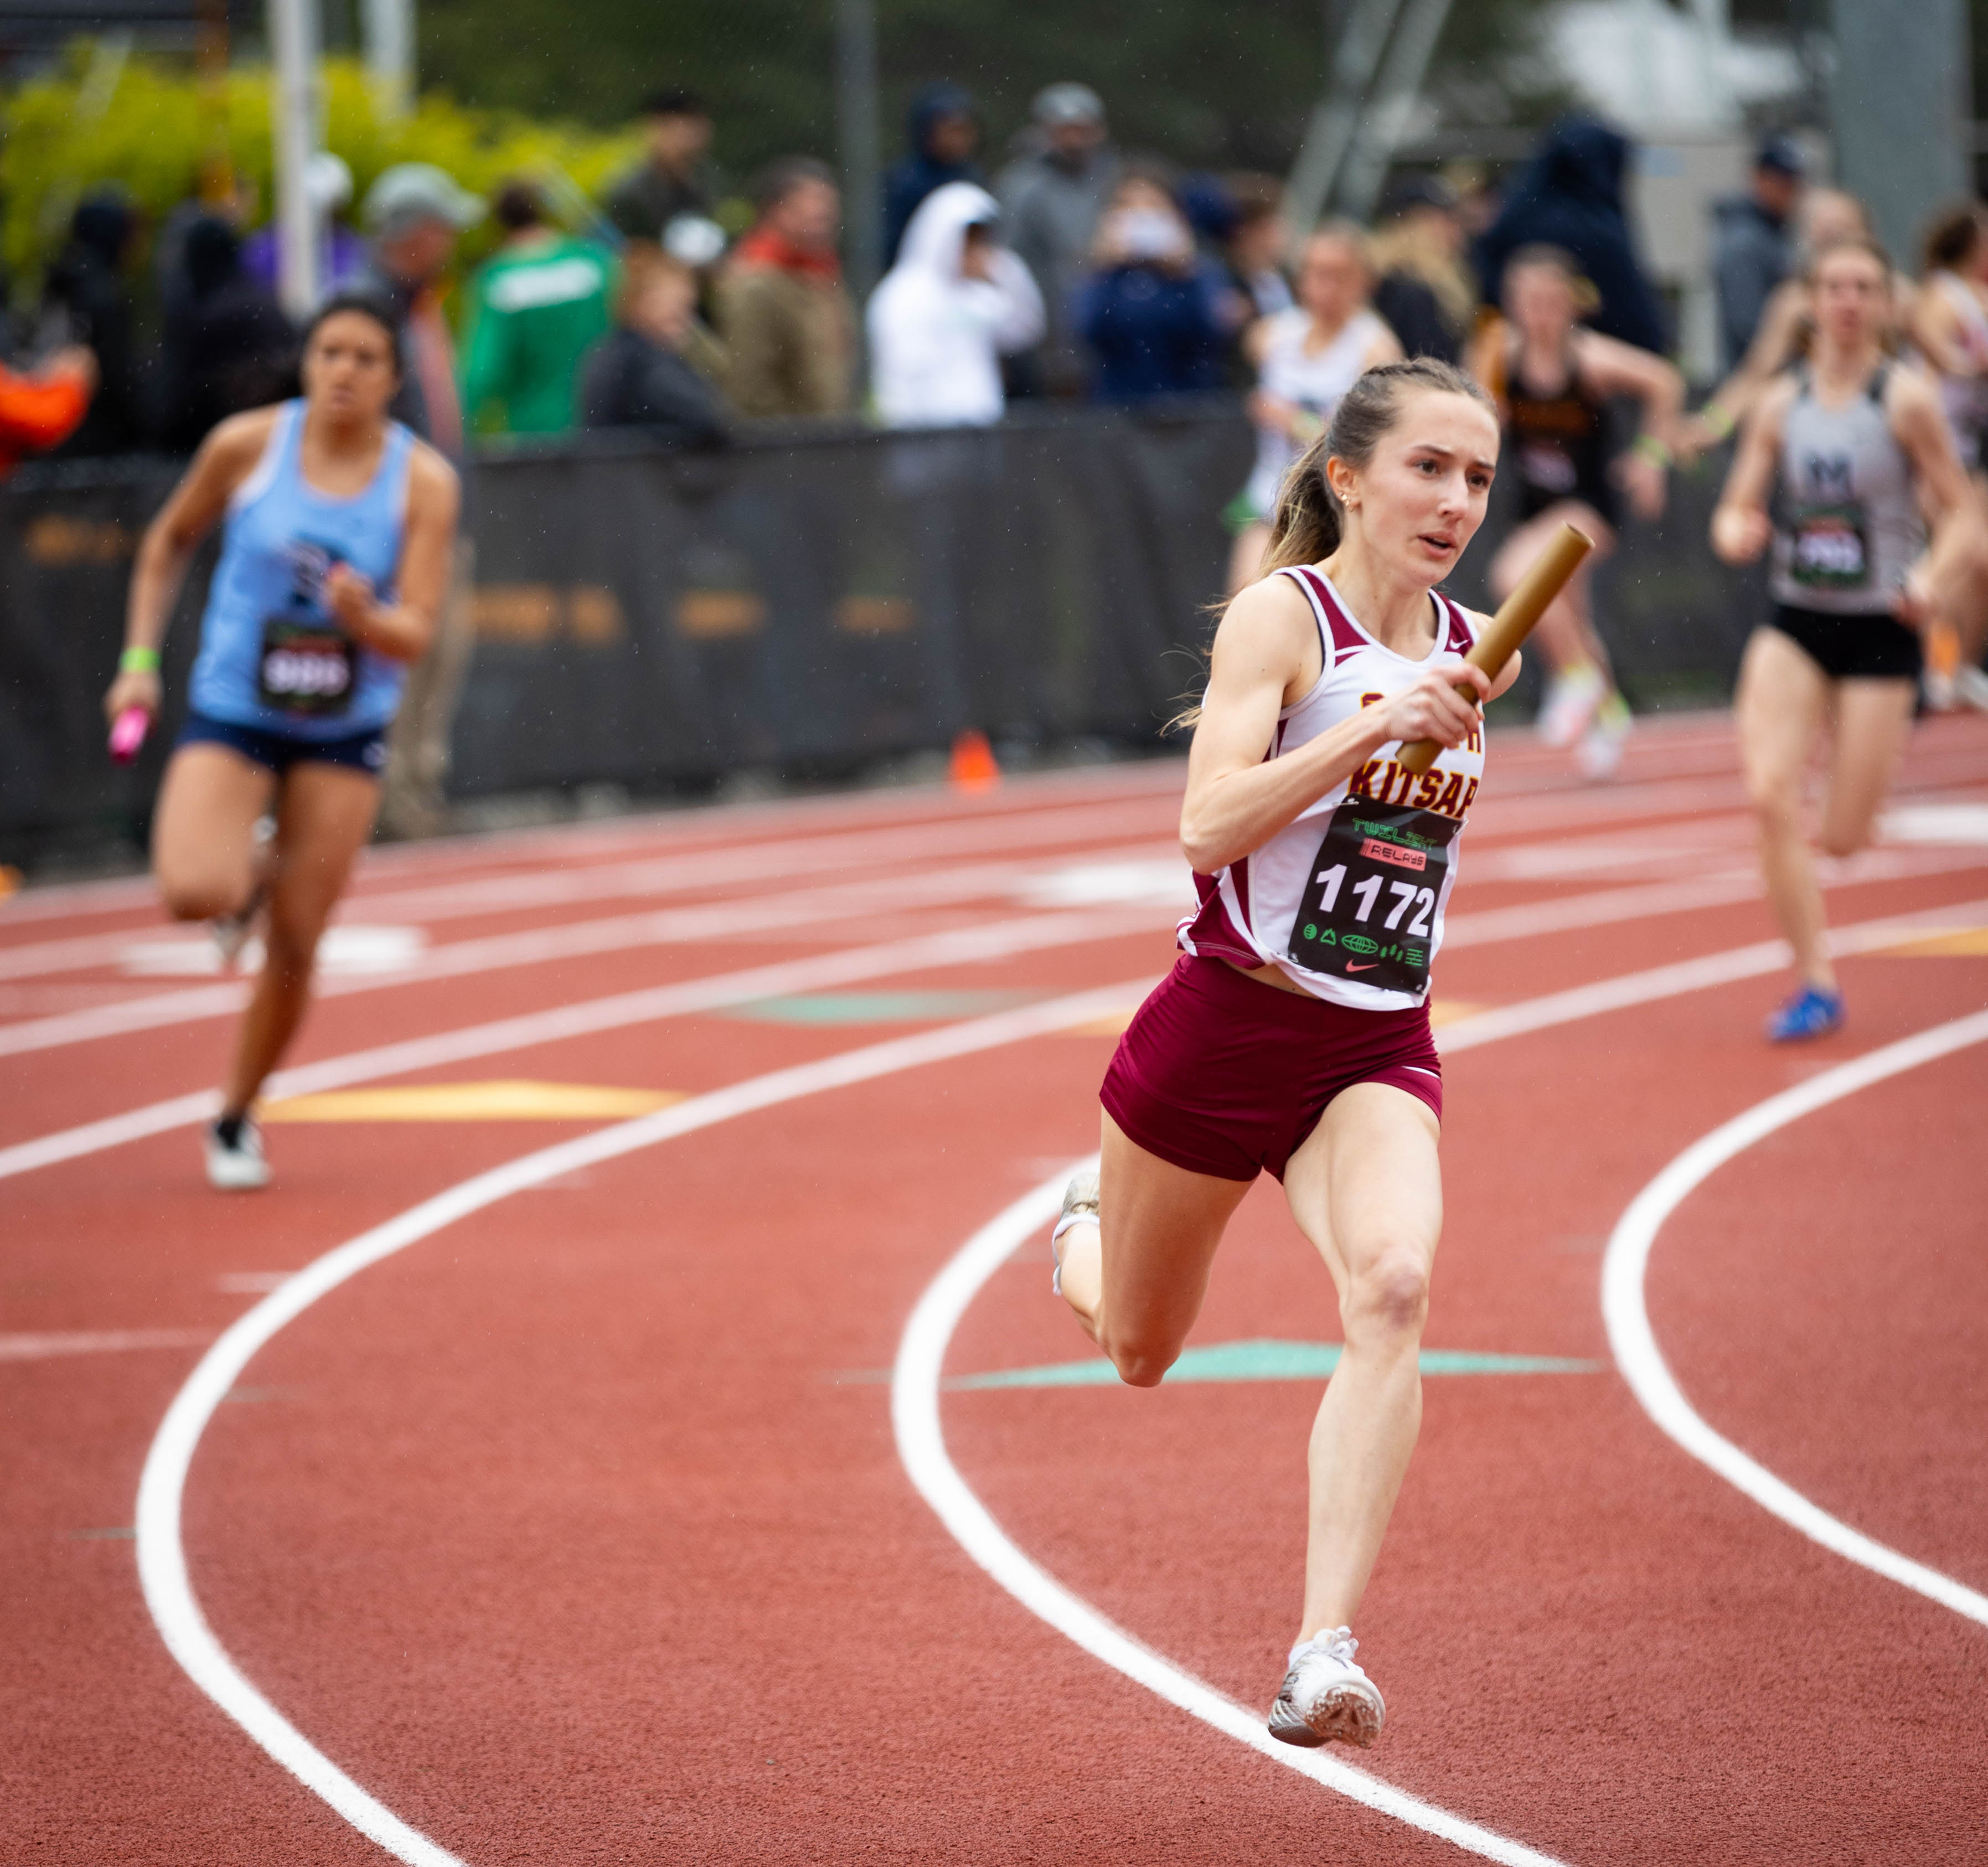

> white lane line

[
  {"left": 1436, "top": 896, "right": 1988, "bottom": 1055},
  {"left": 12, "top": 819, "right": 1985, "bottom": 1066},
  {"left": 136, "top": 979, "right": 1153, "bottom": 1867},
  {"left": 891, "top": 1167, "right": 1567, "bottom": 1866},
  {"left": 0, "top": 797, "right": 1179, "bottom": 981},
  {"left": 0, "top": 842, "right": 1180, "bottom": 1059},
  {"left": 132, "top": 859, "right": 1988, "bottom": 1861},
  {"left": 0, "top": 909, "right": 1156, "bottom": 1183},
  {"left": 1600, "top": 1009, "right": 1988, "bottom": 1629},
  {"left": 1, "top": 1329, "right": 215, "bottom": 1361}
]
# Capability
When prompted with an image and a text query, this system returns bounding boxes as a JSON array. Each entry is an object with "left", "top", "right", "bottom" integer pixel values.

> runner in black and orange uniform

[{"left": 1470, "top": 244, "right": 1684, "bottom": 777}]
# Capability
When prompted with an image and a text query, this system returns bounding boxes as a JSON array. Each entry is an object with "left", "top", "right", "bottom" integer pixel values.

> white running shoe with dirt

[
  {"left": 1267, "top": 1626, "right": 1386, "bottom": 1748},
  {"left": 1536, "top": 664, "right": 1606, "bottom": 749},
  {"left": 1050, "top": 1167, "right": 1100, "bottom": 1296},
  {"left": 204, "top": 1115, "right": 271, "bottom": 1191}
]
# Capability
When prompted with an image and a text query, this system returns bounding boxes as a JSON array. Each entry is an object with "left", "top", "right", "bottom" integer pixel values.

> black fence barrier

[{"left": 0, "top": 400, "right": 1762, "bottom": 866}]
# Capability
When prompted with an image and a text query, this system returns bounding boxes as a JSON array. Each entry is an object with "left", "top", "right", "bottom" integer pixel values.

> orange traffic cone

[{"left": 948, "top": 729, "right": 1000, "bottom": 793}]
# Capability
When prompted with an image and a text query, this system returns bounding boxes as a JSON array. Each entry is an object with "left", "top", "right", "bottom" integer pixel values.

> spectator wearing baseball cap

[
  {"left": 358, "top": 162, "right": 484, "bottom": 455},
  {"left": 1711, "top": 133, "right": 1806, "bottom": 372},
  {"left": 995, "top": 81, "right": 1120, "bottom": 394}
]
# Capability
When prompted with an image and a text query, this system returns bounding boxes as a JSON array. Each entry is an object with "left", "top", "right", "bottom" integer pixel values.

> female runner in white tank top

[
  {"left": 1713, "top": 236, "right": 1975, "bottom": 1040},
  {"left": 1227, "top": 221, "right": 1401, "bottom": 595},
  {"left": 1056, "top": 358, "right": 1519, "bottom": 1747}
]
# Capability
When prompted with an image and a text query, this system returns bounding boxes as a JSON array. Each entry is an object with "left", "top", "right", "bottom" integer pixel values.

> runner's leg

[
  {"left": 1280, "top": 1081, "right": 1442, "bottom": 1639},
  {"left": 1817, "top": 677, "right": 1917, "bottom": 858},
  {"left": 1492, "top": 503, "right": 1618, "bottom": 682},
  {"left": 1056, "top": 1109, "right": 1252, "bottom": 1387},
  {"left": 219, "top": 760, "right": 381, "bottom": 1116},
  {"left": 151, "top": 744, "right": 274, "bottom": 923},
  {"left": 1736, "top": 626, "right": 1834, "bottom": 988}
]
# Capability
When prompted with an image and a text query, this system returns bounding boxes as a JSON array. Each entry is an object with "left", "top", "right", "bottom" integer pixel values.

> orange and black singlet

[{"left": 1506, "top": 339, "right": 1619, "bottom": 527}]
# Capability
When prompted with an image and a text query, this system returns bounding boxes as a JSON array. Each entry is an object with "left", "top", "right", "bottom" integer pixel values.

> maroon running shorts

[{"left": 1100, "top": 953, "right": 1443, "bottom": 1183}]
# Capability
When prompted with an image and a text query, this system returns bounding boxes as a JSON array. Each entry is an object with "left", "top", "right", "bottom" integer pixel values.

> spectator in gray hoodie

[{"left": 996, "top": 82, "right": 1119, "bottom": 395}]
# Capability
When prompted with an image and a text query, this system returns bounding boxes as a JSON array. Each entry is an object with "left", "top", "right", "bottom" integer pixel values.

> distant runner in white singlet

[{"left": 1227, "top": 222, "right": 1401, "bottom": 594}]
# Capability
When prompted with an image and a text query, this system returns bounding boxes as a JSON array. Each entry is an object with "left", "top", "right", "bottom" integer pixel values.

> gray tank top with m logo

[{"left": 1769, "top": 364, "right": 1922, "bottom": 615}]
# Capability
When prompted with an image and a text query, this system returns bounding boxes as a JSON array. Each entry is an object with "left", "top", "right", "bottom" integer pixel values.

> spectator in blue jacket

[
  {"left": 1473, "top": 115, "right": 1670, "bottom": 355},
  {"left": 881, "top": 83, "right": 984, "bottom": 271},
  {"left": 1076, "top": 168, "right": 1228, "bottom": 401}
]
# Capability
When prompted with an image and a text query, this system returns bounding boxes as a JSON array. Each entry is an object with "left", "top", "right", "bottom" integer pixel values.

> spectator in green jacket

[{"left": 460, "top": 179, "right": 615, "bottom": 436}]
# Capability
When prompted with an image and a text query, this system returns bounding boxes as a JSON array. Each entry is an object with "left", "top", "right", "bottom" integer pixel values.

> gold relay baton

[{"left": 1396, "top": 522, "right": 1595, "bottom": 776}]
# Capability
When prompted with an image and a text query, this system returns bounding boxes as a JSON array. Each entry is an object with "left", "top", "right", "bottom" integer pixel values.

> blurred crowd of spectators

[{"left": 10, "top": 74, "right": 1988, "bottom": 484}]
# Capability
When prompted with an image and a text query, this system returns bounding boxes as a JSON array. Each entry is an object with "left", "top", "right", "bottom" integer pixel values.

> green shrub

[{"left": 3, "top": 46, "right": 642, "bottom": 291}]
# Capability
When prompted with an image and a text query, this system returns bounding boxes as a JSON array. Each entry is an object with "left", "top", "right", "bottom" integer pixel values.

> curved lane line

[
  {"left": 136, "top": 981, "right": 1152, "bottom": 1866},
  {"left": 0, "top": 909, "right": 1148, "bottom": 1182},
  {"left": 891, "top": 1164, "right": 1568, "bottom": 1867},
  {"left": 1601, "top": 1008, "right": 1988, "bottom": 1628}
]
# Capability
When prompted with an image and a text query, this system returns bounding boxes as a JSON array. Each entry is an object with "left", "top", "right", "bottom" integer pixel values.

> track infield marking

[{"left": 1602, "top": 1007, "right": 1988, "bottom": 1629}]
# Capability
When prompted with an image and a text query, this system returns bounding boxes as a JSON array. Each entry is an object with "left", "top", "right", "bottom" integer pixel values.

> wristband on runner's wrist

[
  {"left": 1631, "top": 432, "right": 1671, "bottom": 468},
  {"left": 119, "top": 645, "right": 161, "bottom": 674}
]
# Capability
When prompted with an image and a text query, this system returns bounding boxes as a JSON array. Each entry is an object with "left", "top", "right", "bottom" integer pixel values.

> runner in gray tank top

[{"left": 1712, "top": 235, "right": 1976, "bottom": 1041}]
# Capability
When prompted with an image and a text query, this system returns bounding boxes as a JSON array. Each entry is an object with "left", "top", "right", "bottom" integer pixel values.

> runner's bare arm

[
  {"left": 1179, "top": 576, "right": 1488, "bottom": 875},
  {"left": 1710, "top": 377, "right": 1793, "bottom": 565},
  {"left": 323, "top": 443, "right": 461, "bottom": 663},
  {"left": 1887, "top": 368, "right": 1976, "bottom": 623},
  {"left": 1579, "top": 331, "right": 1685, "bottom": 517},
  {"left": 107, "top": 409, "right": 280, "bottom": 720},
  {"left": 1908, "top": 288, "right": 1972, "bottom": 378}
]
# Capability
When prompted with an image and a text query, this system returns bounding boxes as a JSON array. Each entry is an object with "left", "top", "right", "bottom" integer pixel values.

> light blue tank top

[{"left": 188, "top": 400, "right": 417, "bottom": 739}]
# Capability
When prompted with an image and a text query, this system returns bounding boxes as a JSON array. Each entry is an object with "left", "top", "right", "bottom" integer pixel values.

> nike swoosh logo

[{"left": 1346, "top": 962, "right": 1378, "bottom": 972}]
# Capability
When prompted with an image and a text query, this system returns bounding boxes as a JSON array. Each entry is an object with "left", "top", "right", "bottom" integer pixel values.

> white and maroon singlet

[{"left": 1178, "top": 563, "right": 1485, "bottom": 1012}]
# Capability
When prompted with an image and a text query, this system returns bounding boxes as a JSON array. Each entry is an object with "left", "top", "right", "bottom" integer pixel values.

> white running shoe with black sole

[
  {"left": 204, "top": 1116, "right": 271, "bottom": 1191},
  {"left": 1268, "top": 1626, "right": 1385, "bottom": 1747},
  {"left": 1050, "top": 1167, "right": 1100, "bottom": 1296}
]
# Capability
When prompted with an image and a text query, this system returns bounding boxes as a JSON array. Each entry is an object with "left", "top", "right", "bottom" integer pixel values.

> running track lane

[{"left": 4, "top": 719, "right": 1988, "bottom": 1867}]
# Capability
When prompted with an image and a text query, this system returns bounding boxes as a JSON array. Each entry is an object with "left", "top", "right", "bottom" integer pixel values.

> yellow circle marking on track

[{"left": 260, "top": 1081, "right": 687, "bottom": 1123}]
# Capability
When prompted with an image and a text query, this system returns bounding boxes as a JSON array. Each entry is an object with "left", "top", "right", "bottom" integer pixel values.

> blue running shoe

[{"left": 1766, "top": 984, "right": 1844, "bottom": 1043}]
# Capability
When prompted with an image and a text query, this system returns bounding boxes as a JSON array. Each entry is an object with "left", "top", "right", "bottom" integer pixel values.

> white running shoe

[
  {"left": 204, "top": 1116, "right": 271, "bottom": 1192},
  {"left": 1050, "top": 1168, "right": 1100, "bottom": 1296},
  {"left": 1536, "top": 664, "right": 1606, "bottom": 749},
  {"left": 1576, "top": 691, "right": 1633, "bottom": 780},
  {"left": 1954, "top": 664, "right": 1988, "bottom": 713},
  {"left": 1267, "top": 1626, "right": 1386, "bottom": 1748}
]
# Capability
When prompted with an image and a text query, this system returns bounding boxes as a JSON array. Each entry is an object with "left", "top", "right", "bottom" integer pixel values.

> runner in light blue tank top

[
  {"left": 105, "top": 292, "right": 460, "bottom": 1191},
  {"left": 189, "top": 397, "right": 416, "bottom": 739}
]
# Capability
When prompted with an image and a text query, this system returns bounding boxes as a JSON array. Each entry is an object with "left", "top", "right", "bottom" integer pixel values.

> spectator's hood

[
  {"left": 891, "top": 182, "right": 1001, "bottom": 282},
  {"left": 907, "top": 81, "right": 976, "bottom": 157},
  {"left": 1532, "top": 115, "right": 1633, "bottom": 214}
]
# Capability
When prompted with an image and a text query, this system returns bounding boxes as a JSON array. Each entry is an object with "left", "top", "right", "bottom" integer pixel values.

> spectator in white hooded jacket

[{"left": 867, "top": 182, "right": 1044, "bottom": 427}]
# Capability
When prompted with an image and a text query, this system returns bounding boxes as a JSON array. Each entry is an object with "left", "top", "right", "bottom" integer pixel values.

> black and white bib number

[
  {"left": 1786, "top": 502, "right": 1870, "bottom": 591},
  {"left": 258, "top": 611, "right": 357, "bottom": 718},
  {"left": 1287, "top": 800, "right": 1459, "bottom": 995}
]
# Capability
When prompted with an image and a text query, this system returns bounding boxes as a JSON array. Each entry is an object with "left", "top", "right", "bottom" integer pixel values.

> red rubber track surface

[{"left": 4, "top": 715, "right": 1986, "bottom": 1865}]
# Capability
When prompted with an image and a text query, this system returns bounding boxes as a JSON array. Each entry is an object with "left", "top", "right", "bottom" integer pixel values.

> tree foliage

[{"left": 3, "top": 49, "right": 638, "bottom": 286}]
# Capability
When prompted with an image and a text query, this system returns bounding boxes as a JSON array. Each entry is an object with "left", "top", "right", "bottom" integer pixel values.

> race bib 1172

[{"left": 1287, "top": 800, "right": 1460, "bottom": 994}]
